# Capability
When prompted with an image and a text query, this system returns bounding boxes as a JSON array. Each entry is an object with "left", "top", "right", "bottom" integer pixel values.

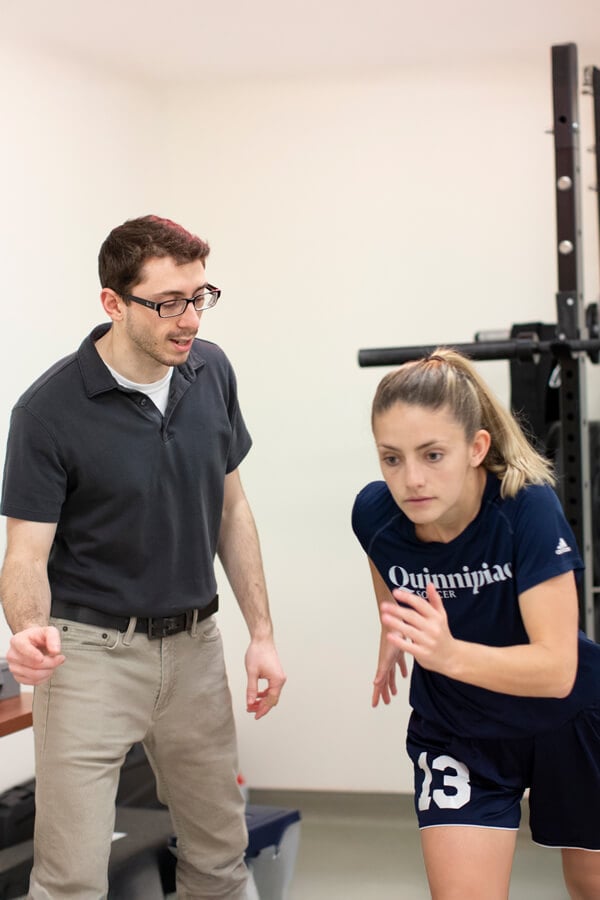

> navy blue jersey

[{"left": 352, "top": 472, "right": 600, "bottom": 739}]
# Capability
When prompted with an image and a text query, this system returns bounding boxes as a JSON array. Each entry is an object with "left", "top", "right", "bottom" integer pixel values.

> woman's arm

[
  {"left": 368, "top": 558, "right": 409, "bottom": 707},
  {"left": 380, "top": 570, "right": 578, "bottom": 698}
]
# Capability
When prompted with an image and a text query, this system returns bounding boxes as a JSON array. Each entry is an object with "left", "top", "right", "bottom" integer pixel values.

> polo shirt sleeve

[
  {"left": 224, "top": 363, "right": 252, "bottom": 474},
  {"left": 512, "top": 484, "right": 584, "bottom": 595},
  {"left": 1, "top": 406, "right": 66, "bottom": 523}
]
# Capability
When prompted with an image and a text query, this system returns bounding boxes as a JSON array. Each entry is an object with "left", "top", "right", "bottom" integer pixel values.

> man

[{"left": 0, "top": 215, "right": 286, "bottom": 899}]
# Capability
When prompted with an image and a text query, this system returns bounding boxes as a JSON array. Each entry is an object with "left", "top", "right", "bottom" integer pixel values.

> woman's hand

[
  {"left": 380, "top": 583, "right": 457, "bottom": 675},
  {"left": 372, "top": 626, "right": 408, "bottom": 707}
]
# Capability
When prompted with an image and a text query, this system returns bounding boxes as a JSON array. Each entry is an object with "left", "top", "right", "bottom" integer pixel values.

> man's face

[{"left": 120, "top": 255, "right": 207, "bottom": 373}]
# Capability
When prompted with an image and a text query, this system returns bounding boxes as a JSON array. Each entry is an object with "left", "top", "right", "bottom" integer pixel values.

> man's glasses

[{"left": 121, "top": 285, "right": 221, "bottom": 318}]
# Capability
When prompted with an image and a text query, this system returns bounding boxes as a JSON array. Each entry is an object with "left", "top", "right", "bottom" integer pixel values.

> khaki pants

[{"left": 29, "top": 614, "right": 248, "bottom": 899}]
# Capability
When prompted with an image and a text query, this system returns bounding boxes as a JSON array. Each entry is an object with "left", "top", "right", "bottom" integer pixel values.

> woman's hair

[{"left": 371, "top": 347, "right": 555, "bottom": 497}]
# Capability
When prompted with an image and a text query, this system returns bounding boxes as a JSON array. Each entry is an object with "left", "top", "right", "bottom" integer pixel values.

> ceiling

[{"left": 2, "top": 0, "right": 600, "bottom": 84}]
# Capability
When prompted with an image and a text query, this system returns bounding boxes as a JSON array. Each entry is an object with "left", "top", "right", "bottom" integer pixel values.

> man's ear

[{"left": 100, "top": 288, "right": 125, "bottom": 322}]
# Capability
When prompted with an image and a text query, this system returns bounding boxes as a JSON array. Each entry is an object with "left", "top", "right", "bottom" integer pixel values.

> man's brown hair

[{"left": 98, "top": 215, "right": 210, "bottom": 295}]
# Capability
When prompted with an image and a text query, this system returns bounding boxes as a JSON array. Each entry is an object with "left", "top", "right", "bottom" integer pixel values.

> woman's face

[{"left": 373, "top": 402, "right": 490, "bottom": 542}]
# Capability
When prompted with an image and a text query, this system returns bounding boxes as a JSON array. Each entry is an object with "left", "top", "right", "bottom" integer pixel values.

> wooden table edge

[{"left": 0, "top": 692, "right": 33, "bottom": 737}]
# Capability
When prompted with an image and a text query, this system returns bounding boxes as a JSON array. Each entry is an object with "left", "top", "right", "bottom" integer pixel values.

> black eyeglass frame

[{"left": 120, "top": 285, "right": 221, "bottom": 318}]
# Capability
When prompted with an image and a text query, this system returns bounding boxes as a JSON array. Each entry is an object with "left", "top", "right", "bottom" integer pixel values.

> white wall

[
  {"left": 1, "top": 43, "right": 599, "bottom": 794},
  {"left": 0, "top": 41, "right": 169, "bottom": 791},
  {"left": 162, "top": 58, "right": 600, "bottom": 792}
]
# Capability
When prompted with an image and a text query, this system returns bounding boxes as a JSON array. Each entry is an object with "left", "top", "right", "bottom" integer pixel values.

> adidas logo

[{"left": 555, "top": 537, "right": 571, "bottom": 555}]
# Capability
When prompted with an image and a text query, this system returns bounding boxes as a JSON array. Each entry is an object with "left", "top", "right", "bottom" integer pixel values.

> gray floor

[
  {"left": 250, "top": 789, "right": 568, "bottom": 900},
  {"left": 9, "top": 790, "right": 568, "bottom": 899}
]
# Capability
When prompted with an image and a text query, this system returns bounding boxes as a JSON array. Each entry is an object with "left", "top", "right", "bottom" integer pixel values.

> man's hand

[
  {"left": 6, "top": 625, "right": 65, "bottom": 685},
  {"left": 245, "top": 638, "right": 286, "bottom": 720}
]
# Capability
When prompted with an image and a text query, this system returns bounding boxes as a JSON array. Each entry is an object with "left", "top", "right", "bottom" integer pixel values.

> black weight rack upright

[{"left": 358, "top": 44, "right": 600, "bottom": 642}]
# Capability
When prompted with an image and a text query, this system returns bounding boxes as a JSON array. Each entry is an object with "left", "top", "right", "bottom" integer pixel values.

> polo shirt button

[{"left": 140, "top": 398, "right": 147, "bottom": 406}]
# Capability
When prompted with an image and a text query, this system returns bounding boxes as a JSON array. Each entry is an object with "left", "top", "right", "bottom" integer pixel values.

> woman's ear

[{"left": 471, "top": 429, "right": 491, "bottom": 466}]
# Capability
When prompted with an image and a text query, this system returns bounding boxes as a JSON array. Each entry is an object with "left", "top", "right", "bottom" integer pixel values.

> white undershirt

[{"left": 106, "top": 363, "right": 174, "bottom": 415}]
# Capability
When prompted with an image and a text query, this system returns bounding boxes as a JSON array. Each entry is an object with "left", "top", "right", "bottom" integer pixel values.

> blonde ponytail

[{"left": 372, "top": 348, "right": 555, "bottom": 498}]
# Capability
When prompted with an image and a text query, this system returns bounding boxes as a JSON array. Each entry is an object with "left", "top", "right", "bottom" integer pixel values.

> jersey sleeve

[
  {"left": 351, "top": 484, "right": 376, "bottom": 554},
  {"left": 1, "top": 406, "right": 66, "bottom": 523},
  {"left": 512, "top": 484, "right": 584, "bottom": 595},
  {"left": 352, "top": 481, "right": 393, "bottom": 556}
]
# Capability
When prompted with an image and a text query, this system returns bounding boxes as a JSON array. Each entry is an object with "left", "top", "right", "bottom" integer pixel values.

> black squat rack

[{"left": 358, "top": 44, "right": 600, "bottom": 642}]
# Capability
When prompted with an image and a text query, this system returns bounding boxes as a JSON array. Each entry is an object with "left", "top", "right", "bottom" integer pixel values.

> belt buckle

[{"left": 147, "top": 615, "right": 182, "bottom": 640}]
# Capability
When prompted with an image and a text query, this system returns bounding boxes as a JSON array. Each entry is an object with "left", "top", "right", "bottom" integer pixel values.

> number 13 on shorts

[{"left": 417, "top": 751, "right": 472, "bottom": 811}]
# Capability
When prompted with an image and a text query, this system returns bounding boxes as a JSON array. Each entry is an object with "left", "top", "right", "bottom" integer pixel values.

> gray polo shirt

[{"left": 1, "top": 324, "right": 252, "bottom": 617}]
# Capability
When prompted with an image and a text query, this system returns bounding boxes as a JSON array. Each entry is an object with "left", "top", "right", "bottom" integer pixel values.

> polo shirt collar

[{"left": 77, "top": 323, "right": 206, "bottom": 398}]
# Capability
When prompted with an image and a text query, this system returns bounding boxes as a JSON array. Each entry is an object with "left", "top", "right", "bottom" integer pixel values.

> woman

[{"left": 352, "top": 349, "right": 600, "bottom": 900}]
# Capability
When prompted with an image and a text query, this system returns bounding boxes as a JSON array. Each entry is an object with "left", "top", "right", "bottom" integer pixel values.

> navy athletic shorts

[{"left": 406, "top": 705, "right": 600, "bottom": 850}]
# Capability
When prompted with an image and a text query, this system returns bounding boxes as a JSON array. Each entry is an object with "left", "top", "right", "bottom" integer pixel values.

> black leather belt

[{"left": 51, "top": 594, "right": 219, "bottom": 639}]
